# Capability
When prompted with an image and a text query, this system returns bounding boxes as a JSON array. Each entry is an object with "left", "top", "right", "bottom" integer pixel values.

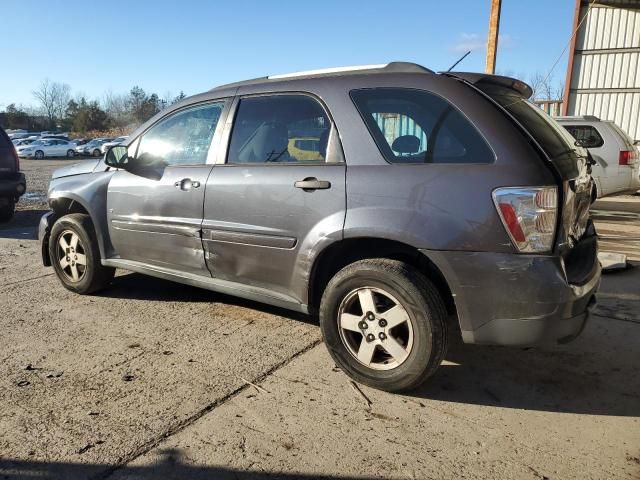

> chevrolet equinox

[{"left": 39, "top": 63, "right": 600, "bottom": 391}]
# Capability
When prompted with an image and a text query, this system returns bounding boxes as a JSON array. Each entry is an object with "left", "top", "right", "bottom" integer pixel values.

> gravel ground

[{"left": 0, "top": 159, "right": 639, "bottom": 479}]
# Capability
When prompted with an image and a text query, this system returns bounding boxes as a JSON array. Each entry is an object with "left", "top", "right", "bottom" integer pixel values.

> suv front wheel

[
  {"left": 320, "top": 259, "right": 448, "bottom": 392},
  {"left": 49, "top": 214, "right": 115, "bottom": 294}
]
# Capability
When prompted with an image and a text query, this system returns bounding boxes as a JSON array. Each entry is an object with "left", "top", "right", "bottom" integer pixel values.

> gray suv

[{"left": 39, "top": 63, "right": 600, "bottom": 391}]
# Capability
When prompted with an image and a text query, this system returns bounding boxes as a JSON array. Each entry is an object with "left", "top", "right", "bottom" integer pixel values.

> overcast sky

[{"left": 1, "top": 0, "right": 576, "bottom": 108}]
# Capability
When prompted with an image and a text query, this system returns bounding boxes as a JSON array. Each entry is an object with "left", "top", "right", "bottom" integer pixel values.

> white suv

[{"left": 557, "top": 116, "right": 640, "bottom": 198}]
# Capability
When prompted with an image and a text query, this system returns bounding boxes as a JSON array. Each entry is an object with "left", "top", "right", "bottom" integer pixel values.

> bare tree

[
  {"left": 529, "top": 71, "right": 564, "bottom": 101},
  {"left": 32, "top": 79, "right": 71, "bottom": 127},
  {"left": 103, "top": 90, "right": 131, "bottom": 128}
]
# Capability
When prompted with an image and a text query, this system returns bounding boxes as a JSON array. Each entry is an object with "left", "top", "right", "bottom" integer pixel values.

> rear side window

[
  {"left": 561, "top": 125, "right": 604, "bottom": 148},
  {"left": 227, "top": 95, "right": 331, "bottom": 164},
  {"left": 350, "top": 88, "right": 494, "bottom": 164}
]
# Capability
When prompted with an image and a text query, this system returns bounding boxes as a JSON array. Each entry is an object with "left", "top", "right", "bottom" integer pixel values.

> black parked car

[{"left": 0, "top": 126, "right": 26, "bottom": 221}]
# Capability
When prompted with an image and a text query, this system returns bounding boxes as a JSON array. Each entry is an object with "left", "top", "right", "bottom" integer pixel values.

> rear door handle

[
  {"left": 174, "top": 178, "right": 201, "bottom": 191},
  {"left": 294, "top": 177, "right": 331, "bottom": 191}
]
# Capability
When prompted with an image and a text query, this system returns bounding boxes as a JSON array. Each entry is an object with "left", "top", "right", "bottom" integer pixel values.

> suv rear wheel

[
  {"left": 49, "top": 214, "right": 115, "bottom": 294},
  {"left": 320, "top": 259, "right": 448, "bottom": 392}
]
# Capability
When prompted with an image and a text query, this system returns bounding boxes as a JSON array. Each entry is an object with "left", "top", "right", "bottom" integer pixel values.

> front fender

[{"left": 48, "top": 171, "right": 115, "bottom": 259}]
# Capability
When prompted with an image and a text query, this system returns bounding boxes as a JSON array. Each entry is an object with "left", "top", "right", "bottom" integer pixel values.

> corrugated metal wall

[
  {"left": 372, "top": 113, "right": 428, "bottom": 151},
  {"left": 565, "top": 0, "right": 640, "bottom": 141}
]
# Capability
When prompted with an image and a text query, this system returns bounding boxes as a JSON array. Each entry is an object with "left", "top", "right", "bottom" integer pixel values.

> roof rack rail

[
  {"left": 210, "top": 62, "right": 434, "bottom": 91},
  {"left": 267, "top": 61, "right": 433, "bottom": 80}
]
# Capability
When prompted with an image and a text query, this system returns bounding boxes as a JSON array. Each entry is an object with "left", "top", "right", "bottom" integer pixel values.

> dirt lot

[{"left": 1, "top": 159, "right": 639, "bottom": 479}]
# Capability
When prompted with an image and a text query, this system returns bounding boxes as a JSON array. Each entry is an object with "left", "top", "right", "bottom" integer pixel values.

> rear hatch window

[{"left": 487, "top": 93, "right": 589, "bottom": 179}]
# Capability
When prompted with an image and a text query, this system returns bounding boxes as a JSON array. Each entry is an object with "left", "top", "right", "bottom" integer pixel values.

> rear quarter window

[
  {"left": 562, "top": 125, "right": 604, "bottom": 148},
  {"left": 350, "top": 88, "right": 494, "bottom": 164}
]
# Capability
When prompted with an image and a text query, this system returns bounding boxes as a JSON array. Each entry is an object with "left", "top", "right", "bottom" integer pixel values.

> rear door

[
  {"left": 54, "top": 140, "right": 68, "bottom": 156},
  {"left": 107, "top": 100, "right": 228, "bottom": 275},
  {"left": 202, "top": 93, "right": 346, "bottom": 302}
]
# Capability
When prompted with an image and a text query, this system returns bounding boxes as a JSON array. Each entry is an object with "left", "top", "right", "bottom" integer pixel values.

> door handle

[
  {"left": 174, "top": 178, "right": 201, "bottom": 191},
  {"left": 294, "top": 177, "right": 331, "bottom": 191}
]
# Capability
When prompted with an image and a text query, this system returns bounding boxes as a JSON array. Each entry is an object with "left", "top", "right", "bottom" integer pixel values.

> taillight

[
  {"left": 493, "top": 186, "right": 558, "bottom": 253},
  {"left": 619, "top": 150, "right": 636, "bottom": 165}
]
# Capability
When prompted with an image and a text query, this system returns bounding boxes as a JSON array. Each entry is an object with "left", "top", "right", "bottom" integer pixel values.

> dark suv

[
  {"left": 0, "top": 127, "right": 26, "bottom": 221},
  {"left": 39, "top": 63, "right": 600, "bottom": 391}
]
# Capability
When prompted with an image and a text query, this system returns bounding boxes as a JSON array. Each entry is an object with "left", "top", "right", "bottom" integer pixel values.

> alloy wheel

[
  {"left": 56, "top": 230, "right": 87, "bottom": 282},
  {"left": 337, "top": 287, "right": 414, "bottom": 371}
]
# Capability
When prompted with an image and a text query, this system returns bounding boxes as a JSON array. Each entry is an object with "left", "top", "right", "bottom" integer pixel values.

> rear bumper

[
  {"left": 0, "top": 172, "right": 26, "bottom": 199},
  {"left": 423, "top": 236, "right": 601, "bottom": 346}
]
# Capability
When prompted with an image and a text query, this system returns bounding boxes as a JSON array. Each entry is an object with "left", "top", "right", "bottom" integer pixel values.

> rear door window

[
  {"left": 350, "top": 88, "right": 494, "bottom": 164},
  {"left": 562, "top": 125, "right": 604, "bottom": 148},
  {"left": 227, "top": 95, "right": 332, "bottom": 164}
]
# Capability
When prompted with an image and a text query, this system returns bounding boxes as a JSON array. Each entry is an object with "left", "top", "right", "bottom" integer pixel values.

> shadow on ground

[
  {"left": 104, "top": 274, "right": 639, "bottom": 418},
  {"left": 0, "top": 209, "right": 46, "bottom": 240},
  {"left": 102, "top": 272, "right": 314, "bottom": 324},
  {"left": 411, "top": 324, "right": 639, "bottom": 417},
  {"left": 0, "top": 449, "right": 362, "bottom": 480}
]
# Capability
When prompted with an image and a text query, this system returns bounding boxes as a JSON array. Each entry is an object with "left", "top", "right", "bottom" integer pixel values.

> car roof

[{"left": 209, "top": 62, "right": 435, "bottom": 92}]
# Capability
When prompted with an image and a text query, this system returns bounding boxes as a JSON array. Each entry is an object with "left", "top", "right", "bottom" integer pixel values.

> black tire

[
  {"left": 0, "top": 199, "right": 15, "bottom": 222},
  {"left": 49, "top": 213, "right": 115, "bottom": 294},
  {"left": 35, "top": 150, "right": 44, "bottom": 159},
  {"left": 67, "top": 149, "right": 75, "bottom": 158},
  {"left": 92, "top": 149, "right": 102, "bottom": 157},
  {"left": 320, "top": 259, "right": 448, "bottom": 392},
  {"left": 590, "top": 182, "right": 598, "bottom": 204}
]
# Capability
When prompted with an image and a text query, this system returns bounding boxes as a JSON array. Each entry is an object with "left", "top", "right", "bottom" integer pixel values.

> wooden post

[
  {"left": 563, "top": 0, "right": 582, "bottom": 115},
  {"left": 486, "top": 0, "right": 502, "bottom": 74}
]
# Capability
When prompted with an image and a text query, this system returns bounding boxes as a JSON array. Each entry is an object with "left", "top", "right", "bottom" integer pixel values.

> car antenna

[{"left": 446, "top": 51, "right": 471, "bottom": 73}]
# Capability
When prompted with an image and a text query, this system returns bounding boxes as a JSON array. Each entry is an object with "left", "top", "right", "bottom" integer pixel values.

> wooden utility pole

[{"left": 485, "top": 0, "right": 502, "bottom": 74}]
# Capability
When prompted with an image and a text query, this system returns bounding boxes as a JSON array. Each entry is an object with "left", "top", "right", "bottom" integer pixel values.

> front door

[
  {"left": 202, "top": 94, "right": 346, "bottom": 302},
  {"left": 107, "top": 100, "right": 228, "bottom": 276}
]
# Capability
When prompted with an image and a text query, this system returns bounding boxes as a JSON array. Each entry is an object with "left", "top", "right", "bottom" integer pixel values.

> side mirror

[{"left": 105, "top": 145, "right": 129, "bottom": 169}]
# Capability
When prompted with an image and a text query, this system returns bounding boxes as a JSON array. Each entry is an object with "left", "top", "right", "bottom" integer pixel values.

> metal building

[{"left": 563, "top": 0, "right": 640, "bottom": 141}]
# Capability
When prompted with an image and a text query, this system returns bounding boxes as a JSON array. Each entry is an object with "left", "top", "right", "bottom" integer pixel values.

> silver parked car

[
  {"left": 557, "top": 116, "right": 640, "bottom": 198},
  {"left": 39, "top": 63, "right": 600, "bottom": 392},
  {"left": 16, "top": 139, "right": 77, "bottom": 159},
  {"left": 100, "top": 136, "right": 129, "bottom": 154},
  {"left": 79, "top": 138, "right": 113, "bottom": 157}
]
